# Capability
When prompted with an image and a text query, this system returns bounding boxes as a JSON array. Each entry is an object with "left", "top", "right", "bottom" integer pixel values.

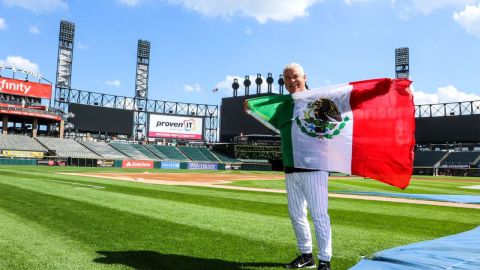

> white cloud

[
  {"left": 0, "top": 18, "right": 6, "bottom": 30},
  {"left": 29, "top": 26, "right": 40, "bottom": 34},
  {"left": 396, "top": 0, "right": 474, "bottom": 14},
  {"left": 2, "top": 0, "right": 68, "bottom": 13},
  {"left": 454, "top": 4, "right": 480, "bottom": 38},
  {"left": 413, "top": 85, "right": 480, "bottom": 105},
  {"left": 183, "top": 83, "right": 202, "bottom": 92},
  {"left": 168, "top": 0, "right": 322, "bottom": 23},
  {"left": 106, "top": 80, "right": 121, "bottom": 88},
  {"left": 0, "top": 56, "right": 40, "bottom": 73},
  {"left": 77, "top": 42, "right": 89, "bottom": 50},
  {"left": 344, "top": 0, "right": 372, "bottom": 6},
  {"left": 117, "top": 0, "right": 142, "bottom": 7},
  {"left": 389, "top": 0, "right": 475, "bottom": 19}
]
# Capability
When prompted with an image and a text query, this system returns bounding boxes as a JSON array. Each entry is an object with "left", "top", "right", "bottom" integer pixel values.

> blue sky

[{"left": 1, "top": 0, "right": 480, "bottom": 107}]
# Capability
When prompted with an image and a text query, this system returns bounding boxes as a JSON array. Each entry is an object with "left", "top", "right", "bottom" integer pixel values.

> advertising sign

[
  {"left": 0, "top": 107, "right": 61, "bottom": 120},
  {"left": 2, "top": 150, "right": 44, "bottom": 158},
  {"left": 122, "top": 160, "right": 154, "bottom": 169},
  {"left": 97, "top": 159, "right": 114, "bottom": 167},
  {"left": 37, "top": 159, "right": 66, "bottom": 166},
  {"left": 148, "top": 114, "right": 203, "bottom": 140},
  {"left": 160, "top": 161, "right": 181, "bottom": 169},
  {"left": 0, "top": 77, "right": 52, "bottom": 99},
  {"left": 187, "top": 162, "right": 218, "bottom": 170}
]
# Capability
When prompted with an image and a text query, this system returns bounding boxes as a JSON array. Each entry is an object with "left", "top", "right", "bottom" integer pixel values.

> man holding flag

[{"left": 245, "top": 63, "right": 415, "bottom": 270}]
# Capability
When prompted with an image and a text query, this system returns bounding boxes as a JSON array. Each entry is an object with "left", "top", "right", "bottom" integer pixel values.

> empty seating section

[
  {"left": 130, "top": 144, "right": 161, "bottom": 160},
  {"left": 198, "top": 147, "right": 220, "bottom": 162},
  {"left": 0, "top": 134, "right": 47, "bottom": 152},
  {"left": 212, "top": 151, "right": 240, "bottom": 163},
  {"left": 36, "top": 137, "right": 100, "bottom": 158},
  {"left": 413, "top": 151, "right": 448, "bottom": 167},
  {"left": 110, "top": 143, "right": 159, "bottom": 160},
  {"left": 178, "top": 146, "right": 218, "bottom": 162},
  {"left": 150, "top": 145, "right": 190, "bottom": 161},
  {"left": 441, "top": 152, "right": 480, "bottom": 165},
  {"left": 80, "top": 141, "right": 130, "bottom": 159}
]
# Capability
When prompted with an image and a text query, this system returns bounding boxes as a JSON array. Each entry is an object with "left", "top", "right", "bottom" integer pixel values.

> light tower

[
  {"left": 395, "top": 47, "right": 409, "bottom": 79},
  {"left": 133, "top": 39, "right": 151, "bottom": 141},
  {"left": 54, "top": 20, "right": 75, "bottom": 111}
]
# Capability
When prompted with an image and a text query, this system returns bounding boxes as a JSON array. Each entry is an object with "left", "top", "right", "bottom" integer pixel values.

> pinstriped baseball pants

[{"left": 285, "top": 170, "right": 332, "bottom": 261}]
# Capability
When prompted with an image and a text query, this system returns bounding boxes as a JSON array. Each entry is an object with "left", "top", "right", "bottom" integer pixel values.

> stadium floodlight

[
  {"left": 135, "top": 39, "right": 150, "bottom": 99},
  {"left": 255, "top": 74, "right": 263, "bottom": 94},
  {"left": 266, "top": 73, "right": 274, "bottom": 93},
  {"left": 54, "top": 20, "right": 75, "bottom": 113},
  {"left": 134, "top": 39, "right": 151, "bottom": 141},
  {"left": 232, "top": 78, "right": 240, "bottom": 97},
  {"left": 55, "top": 20, "right": 75, "bottom": 89},
  {"left": 395, "top": 47, "right": 409, "bottom": 79},
  {"left": 244, "top": 75, "right": 251, "bottom": 96},
  {"left": 278, "top": 75, "right": 285, "bottom": 94}
]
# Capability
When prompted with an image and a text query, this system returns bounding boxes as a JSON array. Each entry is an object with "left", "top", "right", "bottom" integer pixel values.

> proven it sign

[
  {"left": 148, "top": 114, "right": 203, "bottom": 140},
  {"left": 122, "top": 160, "right": 154, "bottom": 169},
  {"left": 0, "top": 77, "right": 52, "bottom": 99}
]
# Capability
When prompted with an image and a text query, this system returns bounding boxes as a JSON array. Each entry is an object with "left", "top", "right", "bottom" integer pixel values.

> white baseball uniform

[{"left": 285, "top": 170, "right": 332, "bottom": 261}]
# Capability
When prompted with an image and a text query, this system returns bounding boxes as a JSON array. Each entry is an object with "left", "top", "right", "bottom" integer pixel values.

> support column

[
  {"left": 32, "top": 118, "right": 38, "bottom": 138},
  {"left": 2, "top": 115, "right": 7, "bottom": 134},
  {"left": 59, "top": 120, "right": 65, "bottom": 138}
]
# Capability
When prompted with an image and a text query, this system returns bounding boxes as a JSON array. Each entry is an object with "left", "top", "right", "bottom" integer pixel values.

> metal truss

[
  {"left": 415, "top": 100, "right": 480, "bottom": 117},
  {"left": 54, "top": 87, "right": 219, "bottom": 141}
]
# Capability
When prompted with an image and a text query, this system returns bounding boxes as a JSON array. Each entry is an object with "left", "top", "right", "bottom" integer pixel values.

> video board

[{"left": 69, "top": 104, "right": 134, "bottom": 135}]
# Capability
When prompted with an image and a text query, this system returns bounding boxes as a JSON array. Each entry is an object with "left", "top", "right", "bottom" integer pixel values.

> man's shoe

[
  {"left": 285, "top": 253, "right": 316, "bottom": 269},
  {"left": 317, "top": 260, "right": 330, "bottom": 270}
]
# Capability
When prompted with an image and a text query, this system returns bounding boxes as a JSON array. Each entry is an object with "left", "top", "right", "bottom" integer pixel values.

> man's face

[{"left": 284, "top": 67, "right": 306, "bottom": 94}]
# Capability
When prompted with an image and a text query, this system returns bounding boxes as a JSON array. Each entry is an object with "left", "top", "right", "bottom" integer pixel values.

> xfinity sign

[
  {"left": 0, "top": 77, "right": 52, "bottom": 99},
  {"left": 148, "top": 114, "right": 203, "bottom": 140}
]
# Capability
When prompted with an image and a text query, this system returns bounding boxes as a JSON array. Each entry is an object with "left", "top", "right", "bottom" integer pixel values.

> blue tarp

[
  {"left": 349, "top": 226, "right": 480, "bottom": 270},
  {"left": 338, "top": 192, "right": 480, "bottom": 204}
]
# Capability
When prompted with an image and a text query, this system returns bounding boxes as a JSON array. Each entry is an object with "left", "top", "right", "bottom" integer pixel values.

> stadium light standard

[
  {"left": 266, "top": 73, "right": 274, "bottom": 93},
  {"left": 244, "top": 75, "right": 251, "bottom": 96},
  {"left": 255, "top": 74, "right": 263, "bottom": 94},
  {"left": 232, "top": 78, "right": 239, "bottom": 97},
  {"left": 395, "top": 47, "right": 409, "bottom": 79},
  {"left": 278, "top": 75, "right": 285, "bottom": 94}
]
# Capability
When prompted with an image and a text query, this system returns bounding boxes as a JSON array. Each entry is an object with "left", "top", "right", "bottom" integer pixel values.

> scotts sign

[
  {"left": 122, "top": 160, "right": 154, "bottom": 169},
  {"left": 0, "top": 77, "right": 52, "bottom": 99}
]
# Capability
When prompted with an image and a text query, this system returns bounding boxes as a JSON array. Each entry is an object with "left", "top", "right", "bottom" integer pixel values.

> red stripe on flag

[{"left": 350, "top": 78, "right": 415, "bottom": 189}]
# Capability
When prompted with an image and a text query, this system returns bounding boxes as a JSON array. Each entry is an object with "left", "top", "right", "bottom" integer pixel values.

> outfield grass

[{"left": 0, "top": 166, "right": 479, "bottom": 270}]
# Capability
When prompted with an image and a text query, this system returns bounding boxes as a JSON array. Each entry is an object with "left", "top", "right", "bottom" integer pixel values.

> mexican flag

[{"left": 245, "top": 78, "right": 415, "bottom": 189}]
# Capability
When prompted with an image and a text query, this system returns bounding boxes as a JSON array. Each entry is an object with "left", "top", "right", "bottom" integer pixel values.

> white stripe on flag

[{"left": 291, "top": 84, "right": 354, "bottom": 173}]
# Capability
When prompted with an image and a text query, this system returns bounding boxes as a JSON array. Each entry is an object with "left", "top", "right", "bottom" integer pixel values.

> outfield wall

[{"left": 0, "top": 157, "right": 269, "bottom": 171}]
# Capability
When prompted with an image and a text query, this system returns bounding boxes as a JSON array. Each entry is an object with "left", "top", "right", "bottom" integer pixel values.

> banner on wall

[
  {"left": 2, "top": 150, "right": 44, "bottom": 158},
  {"left": 122, "top": 160, "right": 154, "bottom": 169},
  {"left": 187, "top": 162, "right": 218, "bottom": 170},
  {"left": 160, "top": 161, "right": 181, "bottom": 169}
]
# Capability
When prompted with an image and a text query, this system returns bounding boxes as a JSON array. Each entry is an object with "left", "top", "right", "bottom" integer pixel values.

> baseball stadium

[{"left": 0, "top": 20, "right": 479, "bottom": 270}]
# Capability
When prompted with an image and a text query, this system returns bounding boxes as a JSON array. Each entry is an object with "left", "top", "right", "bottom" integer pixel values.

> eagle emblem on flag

[{"left": 295, "top": 98, "right": 349, "bottom": 139}]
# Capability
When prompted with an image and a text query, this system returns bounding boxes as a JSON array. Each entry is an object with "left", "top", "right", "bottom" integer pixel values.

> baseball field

[{"left": 0, "top": 165, "right": 479, "bottom": 270}]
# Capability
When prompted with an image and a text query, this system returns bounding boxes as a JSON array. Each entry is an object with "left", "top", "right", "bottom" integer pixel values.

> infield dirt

[{"left": 61, "top": 172, "right": 480, "bottom": 209}]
